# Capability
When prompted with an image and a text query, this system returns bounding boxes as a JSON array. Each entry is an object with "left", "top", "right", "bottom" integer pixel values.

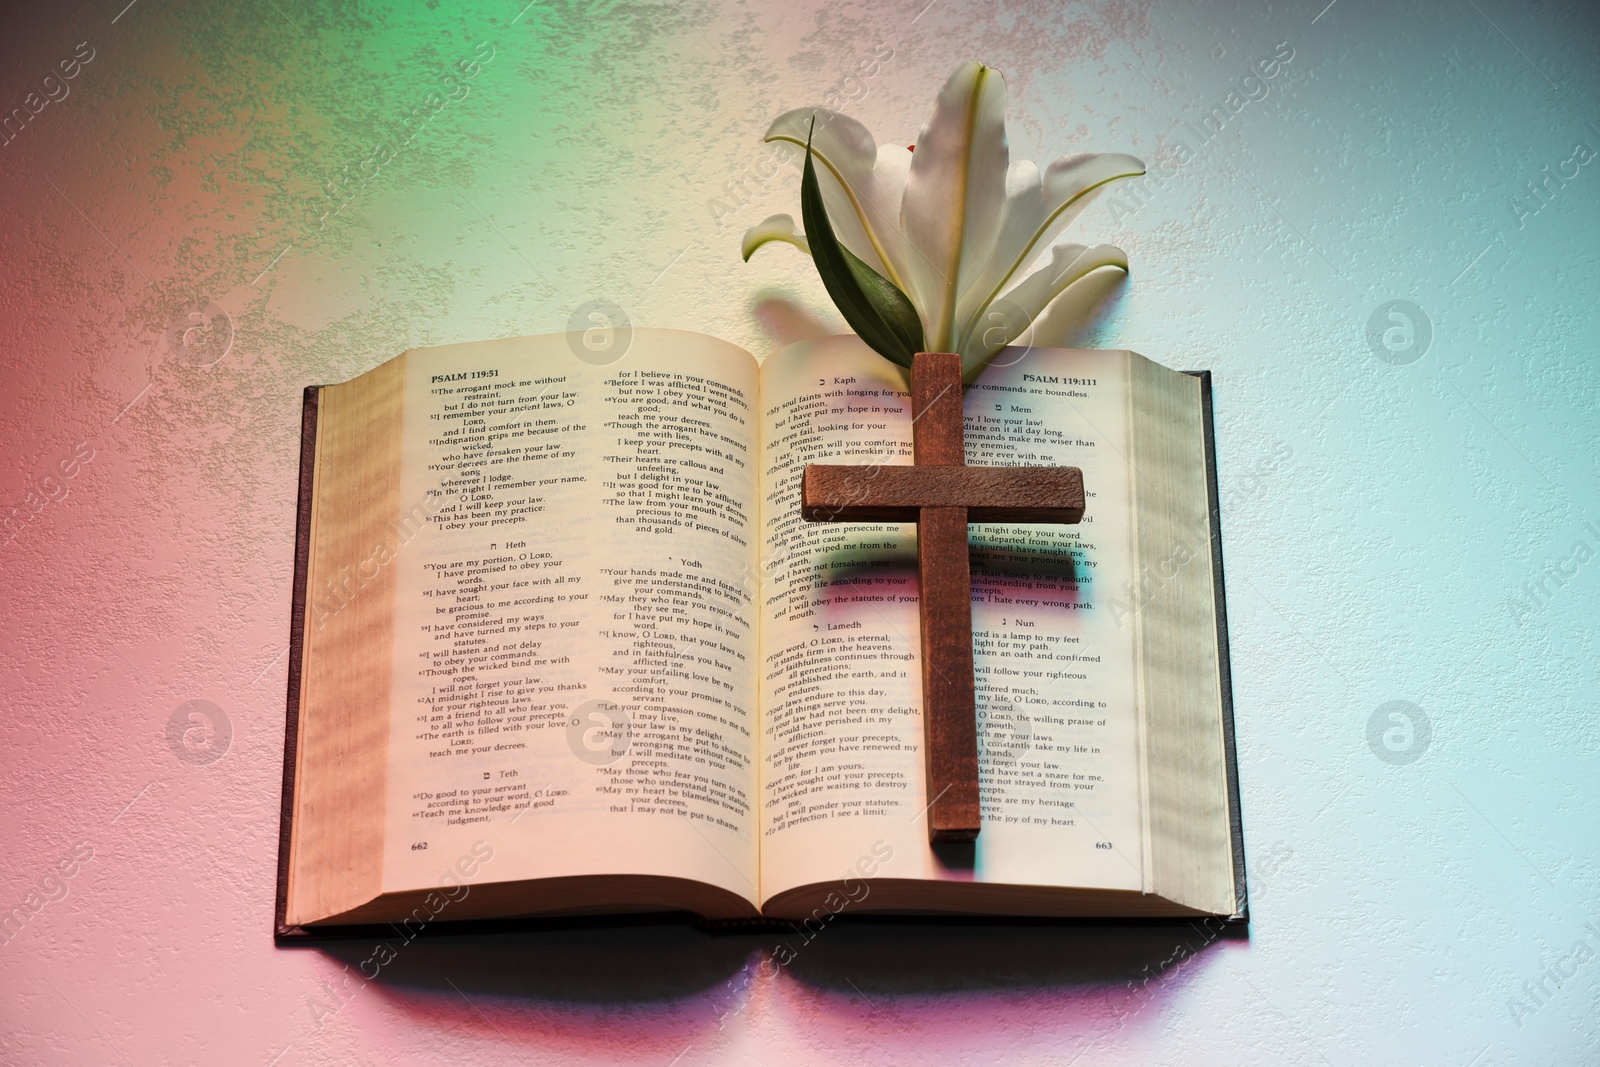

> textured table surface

[{"left": 1, "top": 1, "right": 1596, "bottom": 1064}]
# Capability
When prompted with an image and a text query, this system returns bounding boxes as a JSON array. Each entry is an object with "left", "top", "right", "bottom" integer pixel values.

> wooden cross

[{"left": 800, "top": 352, "right": 1085, "bottom": 844}]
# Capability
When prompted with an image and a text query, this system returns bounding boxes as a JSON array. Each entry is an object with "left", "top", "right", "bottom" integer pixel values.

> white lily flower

[{"left": 744, "top": 61, "right": 1144, "bottom": 376}]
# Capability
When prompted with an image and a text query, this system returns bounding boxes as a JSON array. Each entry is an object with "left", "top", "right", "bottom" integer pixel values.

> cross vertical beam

[{"left": 910, "top": 352, "right": 981, "bottom": 843}]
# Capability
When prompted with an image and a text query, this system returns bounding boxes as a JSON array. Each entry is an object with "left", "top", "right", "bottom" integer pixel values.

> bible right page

[{"left": 757, "top": 336, "right": 1147, "bottom": 906}]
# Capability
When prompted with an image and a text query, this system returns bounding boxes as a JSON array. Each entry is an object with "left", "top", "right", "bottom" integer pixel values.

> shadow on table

[
  {"left": 314, "top": 918, "right": 746, "bottom": 1003},
  {"left": 775, "top": 916, "right": 1244, "bottom": 995},
  {"left": 311, "top": 914, "right": 1242, "bottom": 1004}
]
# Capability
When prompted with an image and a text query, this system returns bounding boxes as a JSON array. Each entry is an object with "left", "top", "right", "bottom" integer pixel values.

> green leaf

[{"left": 800, "top": 120, "right": 925, "bottom": 368}]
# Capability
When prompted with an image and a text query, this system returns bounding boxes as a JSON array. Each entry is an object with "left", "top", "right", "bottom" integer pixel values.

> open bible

[{"left": 276, "top": 329, "right": 1244, "bottom": 938}]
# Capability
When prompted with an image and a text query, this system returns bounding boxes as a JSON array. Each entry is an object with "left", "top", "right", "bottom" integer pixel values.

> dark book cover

[{"left": 275, "top": 385, "right": 320, "bottom": 943}]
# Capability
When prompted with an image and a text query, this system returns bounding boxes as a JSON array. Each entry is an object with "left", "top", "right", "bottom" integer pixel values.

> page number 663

[{"left": 1094, "top": 841, "right": 1113, "bottom": 850}]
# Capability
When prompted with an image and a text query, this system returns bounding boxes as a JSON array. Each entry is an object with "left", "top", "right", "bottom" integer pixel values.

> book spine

[
  {"left": 1191, "top": 370, "right": 1248, "bottom": 924},
  {"left": 275, "top": 386, "right": 322, "bottom": 943}
]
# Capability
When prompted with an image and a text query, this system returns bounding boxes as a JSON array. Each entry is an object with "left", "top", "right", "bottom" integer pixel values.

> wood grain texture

[
  {"left": 801, "top": 465, "right": 1084, "bottom": 523},
  {"left": 911, "top": 351, "right": 964, "bottom": 466},
  {"left": 917, "top": 505, "right": 981, "bottom": 842}
]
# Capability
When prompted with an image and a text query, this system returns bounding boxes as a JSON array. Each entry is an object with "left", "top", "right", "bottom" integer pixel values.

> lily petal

[
  {"left": 954, "top": 152, "right": 1144, "bottom": 338},
  {"left": 763, "top": 109, "right": 907, "bottom": 288},
  {"left": 741, "top": 213, "right": 810, "bottom": 261},
  {"left": 857, "top": 143, "right": 914, "bottom": 289},
  {"left": 899, "top": 61, "right": 1010, "bottom": 351},
  {"left": 958, "top": 242, "right": 1129, "bottom": 374}
]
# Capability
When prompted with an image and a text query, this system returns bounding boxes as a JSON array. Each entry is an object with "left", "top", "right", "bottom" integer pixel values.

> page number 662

[{"left": 410, "top": 842, "right": 429, "bottom": 851}]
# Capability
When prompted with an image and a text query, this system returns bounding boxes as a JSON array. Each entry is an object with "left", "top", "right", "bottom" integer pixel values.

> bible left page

[{"left": 374, "top": 331, "right": 761, "bottom": 907}]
